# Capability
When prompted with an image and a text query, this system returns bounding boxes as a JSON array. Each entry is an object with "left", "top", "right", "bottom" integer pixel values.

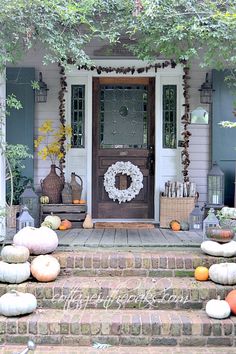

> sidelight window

[
  {"left": 71, "top": 85, "right": 85, "bottom": 148},
  {"left": 163, "top": 85, "right": 177, "bottom": 149}
]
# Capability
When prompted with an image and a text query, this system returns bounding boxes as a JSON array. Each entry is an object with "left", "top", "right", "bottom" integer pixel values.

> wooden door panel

[
  {"left": 97, "top": 202, "right": 149, "bottom": 219},
  {"left": 92, "top": 77, "right": 155, "bottom": 219}
]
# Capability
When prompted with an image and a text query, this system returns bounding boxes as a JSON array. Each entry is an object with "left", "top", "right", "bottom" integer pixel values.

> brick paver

[
  {"left": 53, "top": 250, "right": 236, "bottom": 277},
  {"left": 0, "top": 308, "right": 235, "bottom": 346},
  {"left": 0, "top": 276, "right": 232, "bottom": 311},
  {"left": 1, "top": 346, "right": 236, "bottom": 354},
  {"left": 1, "top": 249, "right": 236, "bottom": 349}
]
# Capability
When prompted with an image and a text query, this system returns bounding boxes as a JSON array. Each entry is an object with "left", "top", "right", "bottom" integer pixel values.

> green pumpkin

[{"left": 180, "top": 221, "right": 189, "bottom": 231}]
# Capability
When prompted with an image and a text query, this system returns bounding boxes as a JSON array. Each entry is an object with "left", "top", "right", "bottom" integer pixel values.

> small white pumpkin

[
  {"left": 0, "top": 261, "right": 30, "bottom": 283},
  {"left": 13, "top": 226, "right": 58, "bottom": 255},
  {"left": 201, "top": 240, "right": 236, "bottom": 257},
  {"left": 1, "top": 245, "right": 30, "bottom": 263},
  {"left": 31, "top": 255, "right": 60, "bottom": 282},
  {"left": 206, "top": 296, "right": 231, "bottom": 319},
  {"left": 209, "top": 262, "right": 236, "bottom": 285},
  {"left": 44, "top": 214, "right": 61, "bottom": 230},
  {"left": 0, "top": 290, "right": 37, "bottom": 317}
]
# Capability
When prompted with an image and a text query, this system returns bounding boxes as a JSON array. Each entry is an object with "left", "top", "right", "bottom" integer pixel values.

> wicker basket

[{"left": 160, "top": 196, "right": 195, "bottom": 228}]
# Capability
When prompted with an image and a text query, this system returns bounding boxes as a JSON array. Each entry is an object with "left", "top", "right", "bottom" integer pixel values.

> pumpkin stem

[{"left": 10, "top": 290, "right": 20, "bottom": 296}]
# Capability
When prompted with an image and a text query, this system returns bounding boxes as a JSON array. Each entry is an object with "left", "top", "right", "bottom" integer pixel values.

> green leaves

[{"left": 0, "top": 0, "right": 235, "bottom": 84}]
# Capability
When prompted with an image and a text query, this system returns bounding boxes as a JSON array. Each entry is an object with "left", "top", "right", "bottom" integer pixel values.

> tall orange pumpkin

[{"left": 225, "top": 290, "right": 236, "bottom": 315}]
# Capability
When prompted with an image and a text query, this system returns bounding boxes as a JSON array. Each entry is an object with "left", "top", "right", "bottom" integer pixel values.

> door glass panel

[{"left": 100, "top": 84, "right": 148, "bottom": 148}]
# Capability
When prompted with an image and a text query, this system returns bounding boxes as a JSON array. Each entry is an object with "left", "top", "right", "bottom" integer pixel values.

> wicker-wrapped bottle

[
  {"left": 41, "top": 165, "right": 64, "bottom": 204},
  {"left": 61, "top": 183, "right": 72, "bottom": 204},
  {"left": 70, "top": 173, "right": 83, "bottom": 202}
]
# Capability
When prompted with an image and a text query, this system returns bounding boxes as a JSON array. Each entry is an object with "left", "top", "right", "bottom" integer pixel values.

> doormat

[{"left": 95, "top": 222, "right": 155, "bottom": 229}]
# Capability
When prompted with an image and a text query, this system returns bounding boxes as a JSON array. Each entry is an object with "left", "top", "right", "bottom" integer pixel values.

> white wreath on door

[{"left": 104, "top": 161, "right": 143, "bottom": 204}]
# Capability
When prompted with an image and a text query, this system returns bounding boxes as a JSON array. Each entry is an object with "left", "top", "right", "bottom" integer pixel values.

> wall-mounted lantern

[
  {"left": 207, "top": 162, "right": 224, "bottom": 207},
  {"left": 199, "top": 73, "right": 215, "bottom": 104},
  {"left": 35, "top": 72, "right": 49, "bottom": 103}
]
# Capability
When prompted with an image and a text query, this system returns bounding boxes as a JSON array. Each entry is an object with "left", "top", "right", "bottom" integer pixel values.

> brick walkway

[{"left": 1, "top": 346, "right": 236, "bottom": 354}]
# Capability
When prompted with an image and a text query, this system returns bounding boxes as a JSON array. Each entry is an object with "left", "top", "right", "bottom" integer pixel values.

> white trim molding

[{"left": 65, "top": 60, "right": 184, "bottom": 222}]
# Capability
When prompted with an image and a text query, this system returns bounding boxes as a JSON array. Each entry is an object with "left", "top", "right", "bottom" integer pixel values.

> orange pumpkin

[
  {"left": 72, "top": 200, "right": 80, "bottom": 204},
  {"left": 225, "top": 290, "right": 236, "bottom": 315},
  {"left": 194, "top": 266, "right": 209, "bottom": 281},
  {"left": 59, "top": 225, "right": 67, "bottom": 230},
  {"left": 61, "top": 219, "right": 72, "bottom": 229},
  {"left": 79, "top": 199, "right": 86, "bottom": 204},
  {"left": 170, "top": 220, "right": 181, "bottom": 231}
]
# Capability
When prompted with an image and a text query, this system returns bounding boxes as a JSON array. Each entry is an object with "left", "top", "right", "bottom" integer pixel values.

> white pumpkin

[
  {"left": 0, "top": 261, "right": 30, "bottom": 283},
  {"left": 0, "top": 290, "right": 37, "bottom": 317},
  {"left": 201, "top": 240, "right": 236, "bottom": 257},
  {"left": 13, "top": 226, "right": 58, "bottom": 255},
  {"left": 206, "top": 297, "right": 231, "bottom": 319},
  {"left": 1, "top": 245, "right": 30, "bottom": 263},
  {"left": 44, "top": 214, "right": 61, "bottom": 230},
  {"left": 209, "top": 262, "right": 236, "bottom": 285},
  {"left": 220, "top": 207, "right": 236, "bottom": 219},
  {"left": 31, "top": 255, "right": 60, "bottom": 282}
]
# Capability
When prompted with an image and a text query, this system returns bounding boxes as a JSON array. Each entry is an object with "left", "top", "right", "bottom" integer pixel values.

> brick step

[
  {"left": 53, "top": 250, "right": 236, "bottom": 277},
  {"left": 1, "top": 345, "right": 236, "bottom": 354},
  {"left": 1, "top": 276, "right": 232, "bottom": 310},
  {"left": 0, "top": 308, "right": 235, "bottom": 347}
]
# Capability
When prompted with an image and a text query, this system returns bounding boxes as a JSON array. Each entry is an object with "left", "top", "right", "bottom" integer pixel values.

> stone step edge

[
  {"left": 1, "top": 276, "right": 232, "bottom": 299},
  {"left": 1, "top": 308, "right": 236, "bottom": 338},
  {"left": 52, "top": 251, "right": 236, "bottom": 271},
  {"left": 1, "top": 345, "right": 236, "bottom": 354}
]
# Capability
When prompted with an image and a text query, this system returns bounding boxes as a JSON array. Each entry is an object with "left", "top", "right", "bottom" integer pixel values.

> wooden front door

[{"left": 92, "top": 77, "right": 155, "bottom": 219}]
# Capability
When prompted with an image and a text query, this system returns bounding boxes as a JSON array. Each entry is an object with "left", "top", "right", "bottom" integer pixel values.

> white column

[{"left": 0, "top": 69, "right": 6, "bottom": 239}]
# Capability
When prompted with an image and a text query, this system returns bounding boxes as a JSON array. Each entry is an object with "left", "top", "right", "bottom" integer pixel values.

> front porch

[{"left": 4, "top": 227, "right": 203, "bottom": 248}]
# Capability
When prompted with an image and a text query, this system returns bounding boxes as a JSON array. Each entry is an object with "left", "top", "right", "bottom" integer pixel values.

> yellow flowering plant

[{"left": 34, "top": 120, "right": 72, "bottom": 164}]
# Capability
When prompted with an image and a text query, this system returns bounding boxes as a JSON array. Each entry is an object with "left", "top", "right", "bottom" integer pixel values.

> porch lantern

[
  {"left": 16, "top": 206, "right": 34, "bottom": 232},
  {"left": 207, "top": 162, "right": 224, "bottom": 207},
  {"left": 199, "top": 73, "right": 215, "bottom": 104},
  {"left": 35, "top": 72, "right": 49, "bottom": 103},
  {"left": 203, "top": 208, "right": 219, "bottom": 240},
  {"left": 189, "top": 204, "right": 204, "bottom": 231},
  {"left": 19, "top": 182, "right": 40, "bottom": 227}
]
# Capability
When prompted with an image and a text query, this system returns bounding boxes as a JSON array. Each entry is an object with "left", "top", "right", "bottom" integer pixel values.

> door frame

[
  {"left": 92, "top": 76, "right": 155, "bottom": 219},
  {"left": 65, "top": 60, "right": 184, "bottom": 222}
]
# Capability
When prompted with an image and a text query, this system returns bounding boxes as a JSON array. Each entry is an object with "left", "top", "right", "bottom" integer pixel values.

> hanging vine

[
  {"left": 75, "top": 60, "right": 177, "bottom": 74},
  {"left": 59, "top": 60, "right": 191, "bottom": 181},
  {"left": 181, "top": 65, "right": 191, "bottom": 182},
  {"left": 58, "top": 63, "right": 67, "bottom": 171}
]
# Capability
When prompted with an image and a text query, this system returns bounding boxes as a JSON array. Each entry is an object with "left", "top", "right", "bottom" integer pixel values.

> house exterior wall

[
  {"left": 0, "top": 71, "right": 6, "bottom": 237},
  {"left": 7, "top": 49, "right": 210, "bottom": 220},
  {"left": 188, "top": 62, "right": 211, "bottom": 205}
]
